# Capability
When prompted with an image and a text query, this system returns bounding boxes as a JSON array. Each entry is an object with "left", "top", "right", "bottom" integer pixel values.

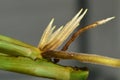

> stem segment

[
  {"left": 0, "top": 55, "right": 88, "bottom": 80},
  {"left": 0, "top": 35, "right": 42, "bottom": 59}
]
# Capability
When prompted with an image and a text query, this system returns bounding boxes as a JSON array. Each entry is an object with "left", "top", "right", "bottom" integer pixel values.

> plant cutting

[{"left": 0, "top": 9, "right": 119, "bottom": 80}]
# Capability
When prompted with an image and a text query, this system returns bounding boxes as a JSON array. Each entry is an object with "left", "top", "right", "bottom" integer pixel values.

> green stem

[
  {"left": 0, "top": 35, "right": 42, "bottom": 59},
  {"left": 0, "top": 55, "right": 88, "bottom": 80},
  {"left": 0, "top": 35, "right": 34, "bottom": 48}
]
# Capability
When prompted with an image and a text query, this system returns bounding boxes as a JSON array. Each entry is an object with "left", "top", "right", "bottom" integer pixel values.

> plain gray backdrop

[{"left": 0, "top": 0, "right": 119, "bottom": 80}]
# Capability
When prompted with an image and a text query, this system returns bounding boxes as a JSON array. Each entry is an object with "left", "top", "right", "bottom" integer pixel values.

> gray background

[{"left": 0, "top": 0, "right": 120, "bottom": 80}]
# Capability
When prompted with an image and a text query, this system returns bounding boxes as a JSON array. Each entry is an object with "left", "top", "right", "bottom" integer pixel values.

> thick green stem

[{"left": 0, "top": 55, "right": 88, "bottom": 80}]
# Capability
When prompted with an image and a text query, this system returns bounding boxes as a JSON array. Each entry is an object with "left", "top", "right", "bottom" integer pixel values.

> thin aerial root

[{"left": 62, "top": 17, "right": 115, "bottom": 51}]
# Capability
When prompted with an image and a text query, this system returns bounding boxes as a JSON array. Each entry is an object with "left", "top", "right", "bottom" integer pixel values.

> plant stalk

[{"left": 0, "top": 55, "right": 88, "bottom": 80}]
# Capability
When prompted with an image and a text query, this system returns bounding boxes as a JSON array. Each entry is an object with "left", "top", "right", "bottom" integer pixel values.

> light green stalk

[
  {"left": 0, "top": 35, "right": 42, "bottom": 59},
  {"left": 0, "top": 35, "right": 35, "bottom": 48},
  {"left": 0, "top": 55, "right": 88, "bottom": 80}
]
